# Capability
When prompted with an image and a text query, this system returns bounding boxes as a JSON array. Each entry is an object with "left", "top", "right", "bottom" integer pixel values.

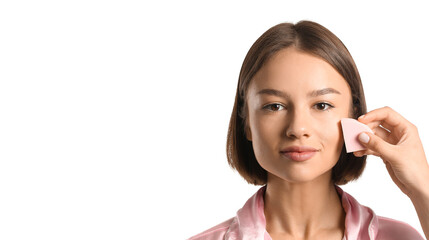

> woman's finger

[
  {"left": 373, "top": 125, "right": 389, "bottom": 138},
  {"left": 353, "top": 147, "right": 380, "bottom": 157},
  {"left": 358, "top": 107, "right": 410, "bottom": 135},
  {"left": 358, "top": 131, "right": 396, "bottom": 159},
  {"left": 372, "top": 125, "right": 401, "bottom": 145},
  {"left": 351, "top": 126, "right": 389, "bottom": 157},
  {"left": 365, "top": 120, "right": 394, "bottom": 133}
]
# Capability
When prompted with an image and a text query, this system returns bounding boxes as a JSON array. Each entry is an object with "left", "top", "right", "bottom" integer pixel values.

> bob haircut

[{"left": 226, "top": 20, "right": 367, "bottom": 185}]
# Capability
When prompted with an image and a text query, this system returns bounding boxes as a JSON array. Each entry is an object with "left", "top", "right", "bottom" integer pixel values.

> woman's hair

[{"left": 226, "top": 20, "right": 367, "bottom": 185}]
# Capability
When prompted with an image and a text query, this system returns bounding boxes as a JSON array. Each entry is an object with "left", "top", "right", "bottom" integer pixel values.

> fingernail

[
  {"left": 358, "top": 132, "right": 370, "bottom": 143},
  {"left": 358, "top": 115, "right": 365, "bottom": 119}
]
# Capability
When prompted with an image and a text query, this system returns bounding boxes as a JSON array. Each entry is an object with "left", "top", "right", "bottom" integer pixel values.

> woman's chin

[{"left": 269, "top": 169, "right": 331, "bottom": 184}]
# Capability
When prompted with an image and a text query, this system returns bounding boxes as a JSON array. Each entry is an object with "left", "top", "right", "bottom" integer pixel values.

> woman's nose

[{"left": 285, "top": 111, "right": 310, "bottom": 139}]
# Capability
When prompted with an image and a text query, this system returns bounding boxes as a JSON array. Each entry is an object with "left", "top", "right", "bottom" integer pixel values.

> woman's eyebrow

[
  {"left": 257, "top": 89, "right": 290, "bottom": 99},
  {"left": 308, "top": 88, "right": 341, "bottom": 98},
  {"left": 256, "top": 88, "right": 341, "bottom": 99}
]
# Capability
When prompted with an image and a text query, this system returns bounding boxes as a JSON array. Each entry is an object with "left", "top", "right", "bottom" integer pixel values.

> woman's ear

[
  {"left": 351, "top": 98, "right": 360, "bottom": 118},
  {"left": 245, "top": 121, "right": 252, "bottom": 141},
  {"left": 353, "top": 106, "right": 359, "bottom": 118},
  {"left": 349, "top": 101, "right": 359, "bottom": 118}
]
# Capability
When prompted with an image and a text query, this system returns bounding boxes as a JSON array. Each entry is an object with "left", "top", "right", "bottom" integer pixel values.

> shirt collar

[{"left": 225, "top": 185, "right": 378, "bottom": 240}]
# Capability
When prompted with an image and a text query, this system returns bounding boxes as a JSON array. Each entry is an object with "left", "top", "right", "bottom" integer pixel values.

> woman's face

[{"left": 245, "top": 47, "right": 353, "bottom": 184}]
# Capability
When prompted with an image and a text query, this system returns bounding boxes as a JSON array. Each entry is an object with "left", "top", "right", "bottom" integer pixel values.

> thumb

[{"left": 358, "top": 132, "right": 394, "bottom": 159}]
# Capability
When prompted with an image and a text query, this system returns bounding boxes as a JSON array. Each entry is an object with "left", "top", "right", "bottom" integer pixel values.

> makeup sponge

[{"left": 341, "top": 118, "right": 374, "bottom": 153}]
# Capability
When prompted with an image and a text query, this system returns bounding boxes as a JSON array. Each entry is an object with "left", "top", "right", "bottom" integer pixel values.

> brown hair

[{"left": 226, "top": 20, "right": 367, "bottom": 185}]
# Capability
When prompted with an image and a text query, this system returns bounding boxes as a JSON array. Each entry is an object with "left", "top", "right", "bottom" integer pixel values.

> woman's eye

[
  {"left": 315, "top": 102, "right": 333, "bottom": 111},
  {"left": 263, "top": 103, "right": 285, "bottom": 112}
]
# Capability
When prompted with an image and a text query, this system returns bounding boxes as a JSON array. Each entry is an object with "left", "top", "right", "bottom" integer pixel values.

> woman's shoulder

[
  {"left": 337, "top": 186, "right": 424, "bottom": 239},
  {"left": 376, "top": 215, "right": 424, "bottom": 240},
  {"left": 187, "top": 217, "right": 235, "bottom": 240}
]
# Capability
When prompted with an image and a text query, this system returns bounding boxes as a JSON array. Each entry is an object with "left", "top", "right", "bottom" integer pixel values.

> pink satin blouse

[{"left": 189, "top": 186, "right": 424, "bottom": 240}]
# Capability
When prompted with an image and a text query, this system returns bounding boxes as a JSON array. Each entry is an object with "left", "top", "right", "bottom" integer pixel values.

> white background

[{"left": 1, "top": 0, "right": 428, "bottom": 239}]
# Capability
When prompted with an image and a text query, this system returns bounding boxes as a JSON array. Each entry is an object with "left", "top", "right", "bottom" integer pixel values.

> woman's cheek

[
  {"left": 316, "top": 116, "right": 344, "bottom": 153},
  {"left": 250, "top": 114, "right": 270, "bottom": 141},
  {"left": 251, "top": 115, "right": 283, "bottom": 158},
  {"left": 257, "top": 116, "right": 281, "bottom": 144},
  {"left": 250, "top": 119, "right": 277, "bottom": 169},
  {"left": 333, "top": 119, "right": 345, "bottom": 153}
]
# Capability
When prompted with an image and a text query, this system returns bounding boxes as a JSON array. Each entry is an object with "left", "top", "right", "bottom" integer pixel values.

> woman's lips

[{"left": 280, "top": 151, "right": 317, "bottom": 162}]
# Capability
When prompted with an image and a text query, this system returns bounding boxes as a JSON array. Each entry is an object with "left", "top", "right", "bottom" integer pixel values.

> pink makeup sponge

[{"left": 341, "top": 118, "right": 374, "bottom": 153}]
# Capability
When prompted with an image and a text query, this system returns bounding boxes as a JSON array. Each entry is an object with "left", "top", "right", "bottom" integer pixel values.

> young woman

[{"left": 189, "top": 20, "right": 429, "bottom": 240}]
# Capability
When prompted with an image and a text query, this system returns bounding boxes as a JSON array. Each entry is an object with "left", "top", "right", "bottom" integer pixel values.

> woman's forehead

[{"left": 249, "top": 48, "right": 351, "bottom": 96}]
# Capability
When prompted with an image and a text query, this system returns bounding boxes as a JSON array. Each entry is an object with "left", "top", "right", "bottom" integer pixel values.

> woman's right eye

[{"left": 263, "top": 103, "right": 285, "bottom": 112}]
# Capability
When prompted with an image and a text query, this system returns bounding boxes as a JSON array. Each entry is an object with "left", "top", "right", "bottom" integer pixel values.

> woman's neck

[{"left": 264, "top": 173, "right": 345, "bottom": 239}]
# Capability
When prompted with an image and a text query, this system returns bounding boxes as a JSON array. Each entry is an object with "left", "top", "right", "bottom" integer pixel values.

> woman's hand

[{"left": 353, "top": 106, "right": 429, "bottom": 199}]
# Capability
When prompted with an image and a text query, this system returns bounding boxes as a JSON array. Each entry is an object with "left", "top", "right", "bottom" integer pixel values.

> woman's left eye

[{"left": 314, "top": 102, "right": 334, "bottom": 111}]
